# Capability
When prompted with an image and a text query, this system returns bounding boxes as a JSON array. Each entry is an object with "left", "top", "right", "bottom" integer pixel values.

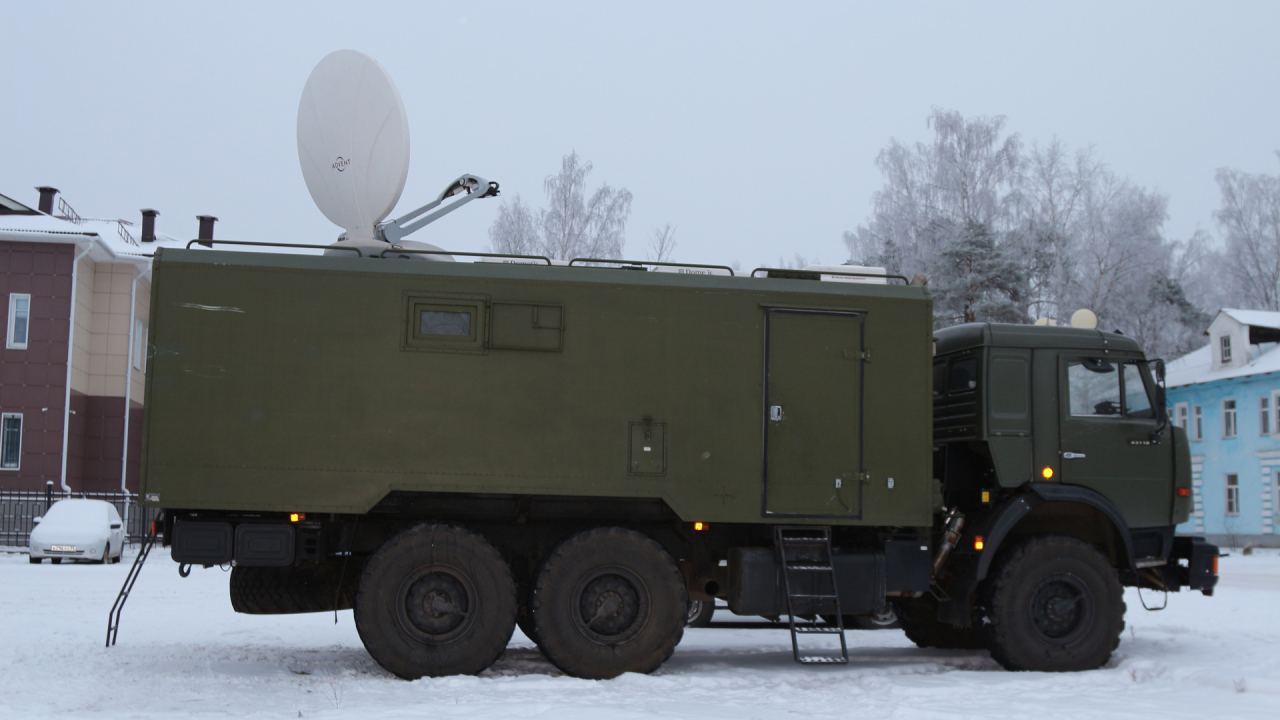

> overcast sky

[{"left": 3, "top": 1, "right": 1278, "bottom": 268}]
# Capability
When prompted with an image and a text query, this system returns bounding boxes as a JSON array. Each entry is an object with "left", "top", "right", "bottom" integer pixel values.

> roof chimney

[
  {"left": 35, "top": 187, "right": 58, "bottom": 215},
  {"left": 140, "top": 209, "right": 159, "bottom": 242},
  {"left": 196, "top": 215, "right": 218, "bottom": 247}
]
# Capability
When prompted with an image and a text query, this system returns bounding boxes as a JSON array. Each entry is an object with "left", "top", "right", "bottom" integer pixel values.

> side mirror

[
  {"left": 1154, "top": 358, "right": 1166, "bottom": 384},
  {"left": 110, "top": 523, "right": 122, "bottom": 530},
  {"left": 32, "top": 517, "right": 41, "bottom": 525}
]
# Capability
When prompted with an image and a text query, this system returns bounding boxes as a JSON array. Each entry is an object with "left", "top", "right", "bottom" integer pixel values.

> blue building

[{"left": 1166, "top": 309, "right": 1280, "bottom": 547}]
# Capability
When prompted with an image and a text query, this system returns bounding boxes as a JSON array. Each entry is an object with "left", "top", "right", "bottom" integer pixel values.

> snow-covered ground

[{"left": 0, "top": 549, "right": 1274, "bottom": 719}]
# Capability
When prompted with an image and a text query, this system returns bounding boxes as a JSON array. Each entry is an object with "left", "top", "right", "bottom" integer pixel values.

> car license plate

[{"left": 50, "top": 545, "right": 77, "bottom": 552}]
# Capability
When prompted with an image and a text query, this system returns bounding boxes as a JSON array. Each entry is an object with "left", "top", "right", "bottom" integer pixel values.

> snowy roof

[
  {"left": 1166, "top": 336, "right": 1280, "bottom": 388},
  {"left": 1221, "top": 308, "right": 1280, "bottom": 331},
  {"left": 0, "top": 211, "right": 101, "bottom": 241}
]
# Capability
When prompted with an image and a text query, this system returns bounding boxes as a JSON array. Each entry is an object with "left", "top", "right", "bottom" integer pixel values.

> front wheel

[{"left": 981, "top": 535, "right": 1125, "bottom": 672}]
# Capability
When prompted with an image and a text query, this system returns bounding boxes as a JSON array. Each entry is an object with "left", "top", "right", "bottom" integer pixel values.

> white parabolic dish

[{"left": 297, "top": 50, "right": 410, "bottom": 241}]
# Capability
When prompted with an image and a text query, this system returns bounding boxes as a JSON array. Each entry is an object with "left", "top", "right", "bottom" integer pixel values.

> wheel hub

[
  {"left": 580, "top": 574, "right": 640, "bottom": 636},
  {"left": 1029, "top": 574, "right": 1089, "bottom": 643},
  {"left": 405, "top": 572, "right": 470, "bottom": 637}
]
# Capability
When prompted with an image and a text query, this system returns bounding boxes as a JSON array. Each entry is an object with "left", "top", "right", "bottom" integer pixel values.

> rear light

[
  {"left": 289, "top": 513, "right": 305, "bottom": 523},
  {"left": 974, "top": 536, "right": 984, "bottom": 551},
  {"left": 1212, "top": 556, "right": 1219, "bottom": 575},
  {"left": 1176, "top": 488, "right": 1191, "bottom": 497}
]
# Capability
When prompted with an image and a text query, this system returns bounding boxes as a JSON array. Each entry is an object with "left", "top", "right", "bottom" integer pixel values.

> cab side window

[
  {"left": 1067, "top": 359, "right": 1120, "bottom": 416},
  {"left": 1122, "top": 363, "right": 1154, "bottom": 419},
  {"left": 949, "top": 357, "right": 979, "bottom": 394}
]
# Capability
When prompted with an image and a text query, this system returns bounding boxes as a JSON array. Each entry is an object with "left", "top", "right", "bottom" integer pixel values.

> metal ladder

[
  {"left": 106, "top": 513, "right": 161, "bottom": 647},
  {"left": 775, "top": 525, "right": 848, "bottom": 664}
]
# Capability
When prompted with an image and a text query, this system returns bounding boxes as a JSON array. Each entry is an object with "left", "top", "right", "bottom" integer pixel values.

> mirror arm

[
  {"left": 1149, "top": 358, "right": 1169, "bottom": 444},
  {"left": 376, "top": 174, "right": 500, "bottom": 244}
]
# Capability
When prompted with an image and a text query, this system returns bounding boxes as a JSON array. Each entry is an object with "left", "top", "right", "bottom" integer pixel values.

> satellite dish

[
  {"left": 297, "top": 50, "right": 410, "bottom": 242},
  {"left": 1070, "top": 309, "right": 1098, "bottom": 329},
  {"left": 1034, "top": 317, "right": 1058, "bottom": 326}
]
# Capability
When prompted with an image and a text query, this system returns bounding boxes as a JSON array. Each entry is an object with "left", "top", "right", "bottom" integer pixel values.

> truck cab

[{"left": 929, "top": 323, "right": 1216, "bottom": 628}]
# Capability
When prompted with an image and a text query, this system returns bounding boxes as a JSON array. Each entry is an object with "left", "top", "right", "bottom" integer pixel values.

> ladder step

[
  {"left": 789, "top": 593, "right": 839, "bottom": 599},
  {"left": 798, "top": 656, "right": 849, "bottom": 664},
  {"left": 794, "top": 625, "right": 843, "bottom": 634},
  {"left": 786, "top": 564, "right": 832, "bottom": 570}
]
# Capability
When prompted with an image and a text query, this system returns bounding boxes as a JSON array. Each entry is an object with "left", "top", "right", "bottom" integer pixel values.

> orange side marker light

[
  {"left": 1213, "top": 556, "right": 1219, "bottom": 575},
  {"left": 693, "top": 521, "right": 706, "bottom": 531},
  {"left": 290, "top": 513, "right": 305, "bottom": 523},
  {"left": 1176, "top": 488, "right": 1191, "bottom": 497},
  {"left": 974, "top": 536, "right": 985, "bottom": 551},
  {"left": 1042, "top": 467, "right": 1054, "bottom": 479}
]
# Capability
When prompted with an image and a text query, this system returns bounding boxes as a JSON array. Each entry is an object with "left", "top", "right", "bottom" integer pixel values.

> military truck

[{"left": 137, "top": 246, "right": 1218, "bottom": 679}]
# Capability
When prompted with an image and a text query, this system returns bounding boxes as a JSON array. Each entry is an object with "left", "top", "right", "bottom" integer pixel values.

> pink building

[{"left": 1, "top": 187, "right": 195, "bottom": 497}]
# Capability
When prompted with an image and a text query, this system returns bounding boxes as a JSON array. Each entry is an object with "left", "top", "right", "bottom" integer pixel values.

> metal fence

[{"left": 0, "top": 490, "right": 159, "bottom": 549}]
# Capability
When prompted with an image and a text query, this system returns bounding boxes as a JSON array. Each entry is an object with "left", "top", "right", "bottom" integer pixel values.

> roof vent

[
  {"left": 35, "top": 186, "right": 58, "bottom": 215},
  {"left": 140, "top": 209, "right": 159, "bottom": 243}
]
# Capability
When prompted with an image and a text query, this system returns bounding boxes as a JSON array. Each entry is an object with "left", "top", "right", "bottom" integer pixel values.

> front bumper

[{"left": 1157, "top": 536, "right": 1220, "bottom": 596}]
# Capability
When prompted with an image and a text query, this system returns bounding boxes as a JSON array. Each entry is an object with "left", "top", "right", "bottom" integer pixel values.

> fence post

[{"left": 45, "top": 481, "right": 53, "bottom": 513}]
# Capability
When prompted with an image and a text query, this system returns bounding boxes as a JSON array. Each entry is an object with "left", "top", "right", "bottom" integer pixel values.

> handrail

[
  {"left": 749, "top": 267, "right": 910, "bottom": 284},
  {"left": 378, "top": 249, "right": 553, "bottom": 265},
  {"left": 184, "top": 239, "right": 364, "bottom": 256},
  {"left": 568, "top": 258, "right": 736, "bottom": 276}
]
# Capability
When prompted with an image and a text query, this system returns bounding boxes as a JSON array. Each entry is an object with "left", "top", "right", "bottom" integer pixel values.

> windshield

[{"left": 43, "top": 500, "right": 108, "bottom": 524}]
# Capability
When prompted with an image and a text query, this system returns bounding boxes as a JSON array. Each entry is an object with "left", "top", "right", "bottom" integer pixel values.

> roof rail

[
  {"left": 749, "top": 267, "right": 910, "bottom": 284},
  {"left": 568, "top": 258, "right": 736, "bottom": 276}
]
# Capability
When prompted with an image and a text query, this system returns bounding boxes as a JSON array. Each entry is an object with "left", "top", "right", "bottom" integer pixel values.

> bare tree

[
  {"left": 488, "top": 151, "right": 633, "bottom": 261},
  {"left": 1216, "top": 155, "right": 1280, "bottom": 310},
  {"left": 646, "top": 223, "right": 677, "bottom": 263}
]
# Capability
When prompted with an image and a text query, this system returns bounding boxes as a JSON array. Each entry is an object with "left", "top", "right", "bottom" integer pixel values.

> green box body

[{"left": 140, "top": 250, "right": 935, "bottom": 528}]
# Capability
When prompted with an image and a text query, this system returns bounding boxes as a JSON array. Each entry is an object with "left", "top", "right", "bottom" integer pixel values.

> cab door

[
  {"left": 762, "top": 309, "right": 863, "bottom": 518},
  {"left": 1058, "top": 356, "right": 1172, "bottom": 528}
]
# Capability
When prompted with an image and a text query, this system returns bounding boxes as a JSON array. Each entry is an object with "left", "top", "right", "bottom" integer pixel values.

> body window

[
  {"left": 1192, "top": 405, "right": 1202, "bottom": 441},
  {"left": 1225, "top": 474, "right": 1239, "bottom": 516},
  {"left": 1222, "top": 399, "right": 1237, "bottom": 438},
  {"left": 419, "top": 310, "right": 471, "bottom": 337},
  {"left": 0, "top": 413, "right": 21, "bottom": 470},
  {"left": 1068, "top": 359, "right": 1120, "bottom": 416},
  {"left": 1122, "top": 363, "right": 1154, "bottom": 419},
  {"left": 6, "top": 294, "right": 30, "bottom": 349}
]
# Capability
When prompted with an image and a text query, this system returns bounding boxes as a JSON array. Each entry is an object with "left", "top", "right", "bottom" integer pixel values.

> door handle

[
  {"left": 1062, "top": 452, "right": 1086, "bottom": 459},
  {"left": 769, "top": 405, "right": 784, "bottom": 422}
]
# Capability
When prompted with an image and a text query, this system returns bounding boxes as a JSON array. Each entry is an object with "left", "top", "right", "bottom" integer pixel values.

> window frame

[
  {"left": 1222, "top": 398, "right": 1237, "bottom": 439},
  {"left": 6, "top": 293, "right": 31, "bottom": 350},
  {"left": 401, "top": 292, "right": 488, "bottom": 355},
  {"left": 0, "top": 413, "right": 22, "bottom": 471},
  {"left": 1225, "top": 473, "right": 1239, "bottom": 517},
  {"left": 1174, "top": 402, "right": 1188, "bottom": 430},
  {"left": 1192, "top": 405, "right": 1203, "bottom": 441},
  {"left": 1220, "top": 335, "right": 1232, "bottom": 363},
  {"left": 1262, "top": 396, "right": 1272, "bottom": 436}
]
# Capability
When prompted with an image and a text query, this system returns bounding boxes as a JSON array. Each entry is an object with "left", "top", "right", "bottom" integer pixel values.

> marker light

[
  {"left": 1042, "top": 467, "right": 1054, "bottom": 479},
  {"left": 693, "top": 522, "right": 706, "bottom": 531},
  {"left": 974, "top": 536, "right": 985, "bottom": 551},
  {"left": 1176, "top": 488, "right": 1191, "bottom": 497},
  {"left": 981, "top": 491, "right": 991, "bottom": 504},
  {"left": 290, "top": 513, "right": 305, "bottom": 522},
  {"left": 1212, "top": 556, "right": 1219, "bottom": 575}
]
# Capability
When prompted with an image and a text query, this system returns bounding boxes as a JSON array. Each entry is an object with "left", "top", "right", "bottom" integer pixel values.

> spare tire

[{"left": 230, "top": 560, "right": 360, "bottom": 615}]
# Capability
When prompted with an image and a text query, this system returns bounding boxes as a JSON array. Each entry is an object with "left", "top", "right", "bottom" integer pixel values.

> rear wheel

[
  {"left": 354, "top": 524, "right": 516, "bottom": 679},
  {"left": 530, "top": 527, "right": 686, "bottom": 679},
  {"left": 981, "top": 535, "right": 1124, "bottom": 672}
]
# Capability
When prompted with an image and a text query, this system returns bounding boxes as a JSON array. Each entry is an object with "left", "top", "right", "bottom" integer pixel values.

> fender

[{"left": 974, "top": 483, "right": 1136, "bottom": 581}]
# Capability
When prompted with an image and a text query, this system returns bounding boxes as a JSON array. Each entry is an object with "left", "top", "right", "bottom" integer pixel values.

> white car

[{"left": 28, "top": 499, "right": 125, "bottom": 564}]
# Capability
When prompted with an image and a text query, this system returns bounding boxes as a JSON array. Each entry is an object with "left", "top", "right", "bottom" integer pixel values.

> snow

[
  {"left": 1165, "top": 341, "right": 1280, "bottom": 389},
  {"left": 1, "top": 549, "right": 1275, "bottom": 719},
  {"left": 1221, "top": 309, "right": 1280, "bottom": 332}
]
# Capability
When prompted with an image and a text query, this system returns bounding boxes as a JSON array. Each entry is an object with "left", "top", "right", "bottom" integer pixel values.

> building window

[
  {"left": 0, "top": 413, "right": 21, "bottom": 470},
  {"left": 1192, "top": 405, "right": 1203, "bottom": 441},
  {"left": 1175, "top": 402, "right": 1188, "bottom": 430},
  {"left": 1263, "top": 396, "right": 1272, "bottom": 436},
  {"left": 132, "top": 318, "right": 146, "bottom": 371},
  {"left": 6, "top": 293, "right": 30, "bottom": 349},
  {"left": 1225, "top": 474, "right": 1239, "bottom": 516},
  {"left": 1220, "top": 335, "right": 1232, "bottom": 363},
  {"left": 1223, "top": 399, "right": 1237, "bottom": 438}
]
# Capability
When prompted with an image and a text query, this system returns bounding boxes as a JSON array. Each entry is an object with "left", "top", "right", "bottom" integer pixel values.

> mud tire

[
  {"left": 896, "top": 597, "right": 984, "bottom": 649},
  {"left": 981, "top": 535, "right": 1125, "bottom": 672},
  {"left": 530, "top": 527, "right": 686, "bottom": 679},
  {"left": 354, "top": 524, "right": 517, "bottom": 679},
  {"left": 686, "top": 599, "right": 715, "bottom": 627}
]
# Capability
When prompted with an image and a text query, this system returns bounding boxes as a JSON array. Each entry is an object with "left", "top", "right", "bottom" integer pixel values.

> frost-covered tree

[
  {"left": 489, "top": 151, "right": 633, "bottom": 261},
  {"left": 1215, "top": 155, "right": 1280, "bottom": 310},
  {"left": 646, "top": 223, "right": 677, "bottom": 263},
  {"left": 932, "top": 221, "right": 1027, "bottom": 325}
]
